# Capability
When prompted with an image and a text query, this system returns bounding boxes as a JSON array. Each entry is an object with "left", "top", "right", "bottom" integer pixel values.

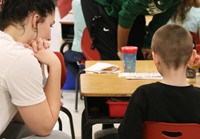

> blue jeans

[{"left": 64, "top": 49, "right": 85, "bottom": 78}]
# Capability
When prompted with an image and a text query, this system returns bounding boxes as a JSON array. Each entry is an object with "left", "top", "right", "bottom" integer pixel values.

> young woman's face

[{"left": 37, "top": 12, "right": 55, "bottom": 41}]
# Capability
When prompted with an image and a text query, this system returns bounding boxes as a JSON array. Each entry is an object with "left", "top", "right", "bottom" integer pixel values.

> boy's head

[{"left": 151, "top": 24, "right": 193, "bottom": 70}]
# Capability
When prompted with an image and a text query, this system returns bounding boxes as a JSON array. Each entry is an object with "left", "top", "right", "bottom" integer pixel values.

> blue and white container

[{"left": 122, "top": 46, "right": 138, "bottom": 72}]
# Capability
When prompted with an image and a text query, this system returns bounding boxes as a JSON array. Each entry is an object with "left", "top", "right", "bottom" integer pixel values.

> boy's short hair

[{"left": 151, "top": 24, "right": 193, "bottom": 69}]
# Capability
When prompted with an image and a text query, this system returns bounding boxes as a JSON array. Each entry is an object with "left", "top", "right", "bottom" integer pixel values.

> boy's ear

[
  {"left": 152, "top": 52, "right": 158, "bottom": 63},
  {"left": 152, "top": 51, "right": 161, "bottom": 67}
]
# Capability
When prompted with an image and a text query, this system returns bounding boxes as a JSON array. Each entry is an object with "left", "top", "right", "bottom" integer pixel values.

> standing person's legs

[
  {"left": 64, "top": 49, "right": 85, "bottom": 78},
  {"left": 81, "top": 0, "right": 119, "bottom": 60}
]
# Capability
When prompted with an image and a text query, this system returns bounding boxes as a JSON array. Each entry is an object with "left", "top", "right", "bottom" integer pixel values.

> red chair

[
  {"left": 54, "top": 52, "right": 66, "bottom": 88},
  {"left": 75, "top": 28, "right": 101, "bottom": 111},
  {"left": 142, "top": 121, "right": 200, "bottom": 139},
  {"left": 57, "top": 0, "right": 72, "bottom": 18},
  {"left": 190, "top": 32, "right": 200, "bottom": 54},
  {"left": 54, "top": 52, "right": 75, "bottom": 139},
  {"left": 81, "top": 28, "right": 100, "bottom": 60}
]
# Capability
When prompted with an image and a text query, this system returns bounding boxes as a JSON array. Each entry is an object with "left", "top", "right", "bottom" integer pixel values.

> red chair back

[
  {"left": 190, "top": 32, "right": 200, "bottom": 44},
  {"left": 142, "top": 121, "right": 200, "bottom": 139},
  {"left": 54, "top": 52, "right": 66, "bottom": 88},
  {"left": 81, "top": 28, "right": 100, "bottom": 60},
  {"left": 190, "top": 32, "right": 200, "bottom": 54},
  {"left": 57, "top": 0, "right": 72, "bottom": 18}
]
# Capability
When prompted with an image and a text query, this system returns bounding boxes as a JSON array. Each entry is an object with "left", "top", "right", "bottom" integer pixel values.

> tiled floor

[
  {"left": 59, "top": 90, "right": 85, "bottom": 139},
  {"left": 57, "top": 90, "right": 103, "bottom": 139}
]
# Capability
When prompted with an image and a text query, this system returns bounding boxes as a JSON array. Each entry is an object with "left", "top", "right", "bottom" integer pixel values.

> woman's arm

[{"left": 16, "top": 39, "right": 61, "bottom": 136}]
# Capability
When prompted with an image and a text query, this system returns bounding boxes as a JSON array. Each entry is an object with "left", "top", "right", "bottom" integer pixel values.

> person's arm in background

[
  {"left": 117, "top": 0, "right": 146, "bottom": 59},
  {"left": 117, "top": 25, "right": 130, "bottom": 59},
  {"left": 142, "top": 1, "right": 181, "bottom": 59}
]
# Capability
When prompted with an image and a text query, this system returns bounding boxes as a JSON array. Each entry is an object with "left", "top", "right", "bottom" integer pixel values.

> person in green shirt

[{"left": 81, "top": 0, "right": 181, "bottom": 60}]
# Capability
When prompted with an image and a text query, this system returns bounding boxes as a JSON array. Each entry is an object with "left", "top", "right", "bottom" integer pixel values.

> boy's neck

[{"left": 160, "top": 68, "right": 190, "bottom": 86}]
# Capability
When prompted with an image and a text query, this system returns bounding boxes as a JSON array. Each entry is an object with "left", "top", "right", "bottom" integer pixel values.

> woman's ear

[{"left": 32, "top": 14, "right": 40, "bottom": 31}]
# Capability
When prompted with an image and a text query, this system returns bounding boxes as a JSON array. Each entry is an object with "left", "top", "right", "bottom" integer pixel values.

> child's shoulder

[{"left": 133, "top": 82, "right": 161, "bottom": 95}]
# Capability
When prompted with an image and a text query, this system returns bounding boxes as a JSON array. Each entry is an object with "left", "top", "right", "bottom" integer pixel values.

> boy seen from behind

[{"left": 118, "top": 24, "right": 200, "bottom": 139}]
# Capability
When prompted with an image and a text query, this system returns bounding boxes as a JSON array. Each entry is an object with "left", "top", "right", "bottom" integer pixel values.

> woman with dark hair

[{"left": 0, "top": 0, "right": 70, "bottom": 138}]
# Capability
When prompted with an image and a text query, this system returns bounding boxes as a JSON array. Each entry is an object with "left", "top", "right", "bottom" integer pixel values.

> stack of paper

[
  {"left": 84, "top": 62, "right": 120, "bottom": 73},
  {"left": 118, "top": 72, "right": 162, "bottom": 80}
]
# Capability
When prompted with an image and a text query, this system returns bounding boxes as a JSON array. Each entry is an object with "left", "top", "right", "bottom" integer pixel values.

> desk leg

[{"left": 81, "top": 109, "right": 93, "bottom": 139}]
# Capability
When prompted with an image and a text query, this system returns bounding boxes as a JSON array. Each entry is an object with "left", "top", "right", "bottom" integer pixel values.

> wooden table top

[
  {"left": 85, "top": 60, "right": 157, "bottom": 72},
  {"left": 81, "top": 60, "right": 159, "bottom": 97},
  {"left": 81, "top": 60, "right": 200, "bottom": 97}
]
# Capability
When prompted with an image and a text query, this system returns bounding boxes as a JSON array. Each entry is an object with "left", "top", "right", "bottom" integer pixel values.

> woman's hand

[
  {"left": 34, "top": 49, "right": 59, "bottom": 66},
  {"left": 24, "top": 38, "right": 50, "bottom": 52},
  {"left": 25, "top": 38, "right": 59, "bottom": 66}
]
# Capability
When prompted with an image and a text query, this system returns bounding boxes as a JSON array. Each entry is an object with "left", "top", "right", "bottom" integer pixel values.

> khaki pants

[{"left": 1, "top": 122, "right": 71, "bottom": 139}]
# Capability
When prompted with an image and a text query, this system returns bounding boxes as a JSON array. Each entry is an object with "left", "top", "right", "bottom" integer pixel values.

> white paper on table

[
  {"left": 118, "top": 72, "right": 163, "bottom": 80},
  {"left": 84, "top": 62, "right": 120, "bottom": 73}
]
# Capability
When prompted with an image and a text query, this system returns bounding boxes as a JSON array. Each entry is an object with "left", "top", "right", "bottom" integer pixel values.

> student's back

[
  {"left": 118, "top": 24, "right": 199, "bottom": 139},
  {"left": 134, "top": 82, "right": 200, "bottom": 122}
]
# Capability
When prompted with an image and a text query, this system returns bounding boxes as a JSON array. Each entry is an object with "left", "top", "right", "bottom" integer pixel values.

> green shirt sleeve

[{"left": 119, "top": 0, "right": 147, "bottom": 28}]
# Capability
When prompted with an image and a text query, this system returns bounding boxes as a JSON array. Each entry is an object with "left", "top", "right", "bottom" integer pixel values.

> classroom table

[
  {"left": 81, "top": 60, "right": 159, "bottom": 96},
  {"left": 80, "top": 60, "right": 200, "bottom": 139},
  {"left": 80, "top": 60, "right": 158, "bottom": 139}
]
